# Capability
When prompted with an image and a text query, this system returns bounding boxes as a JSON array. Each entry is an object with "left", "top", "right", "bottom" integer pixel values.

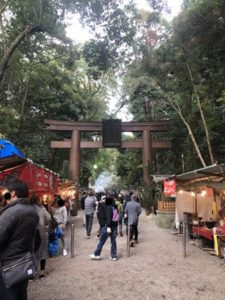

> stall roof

[
  {"left": 152, "top": 175, "right": 173, "bottom": 183},
  {"left": 0, "top": 160, "right": 59, "bottom": 193},
  {"left": 175, "top": 164, "right": 225, "bottom": 189},
  {"left": 0, "top": 155, "right": 27, "bottom": 171}
]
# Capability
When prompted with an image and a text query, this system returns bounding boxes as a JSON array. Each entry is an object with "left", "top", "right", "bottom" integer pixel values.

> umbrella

[{"left": 0, "top": 139, "right": 25, "bottom": 159}]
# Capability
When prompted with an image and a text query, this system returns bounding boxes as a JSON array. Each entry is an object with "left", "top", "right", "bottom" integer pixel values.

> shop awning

[
  {"left": 0, "top": 155, "right": 27, "bottom": 171},
  {"left": 175, "top": 164, "right": 225, "bottom": 189},
  {"left": 152, "top": 175, "right": 173, "bottom": 183}
]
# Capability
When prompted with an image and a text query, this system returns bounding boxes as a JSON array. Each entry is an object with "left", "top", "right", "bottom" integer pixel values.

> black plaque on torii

[{"left": 102, "top": 119, "right": 122, "bottom": 148}]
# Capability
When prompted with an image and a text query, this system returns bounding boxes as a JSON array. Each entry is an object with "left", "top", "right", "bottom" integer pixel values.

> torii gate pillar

[
  {"left": 70, "top": 130, "right": 80, "bottom": 184},
  {"left": 143, "top": 130, "right": 152, "bottom": 185}
]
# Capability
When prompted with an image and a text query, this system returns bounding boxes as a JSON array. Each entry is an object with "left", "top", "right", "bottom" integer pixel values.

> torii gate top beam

[{"left": 44, "top": 119, "right": 170, "bottom": 132}]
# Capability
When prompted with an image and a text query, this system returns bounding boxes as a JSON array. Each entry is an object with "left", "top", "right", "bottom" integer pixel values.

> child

[{"left": 48, "top": 218, "right": 58, "bottom": 257}]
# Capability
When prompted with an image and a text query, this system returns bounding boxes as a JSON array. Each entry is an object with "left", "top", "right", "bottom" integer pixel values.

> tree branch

[
  {"left": 150, "top": 78, "right": 207, "bottom": 167},
  {"left": 0, "top": 24, "right": 42, "bottom": 83},
  {"left": 185, "top": 59, "right": 214, "bottom": 164},
  {"left": 0, "top": 0, "right": 8, "bottom": 16}
]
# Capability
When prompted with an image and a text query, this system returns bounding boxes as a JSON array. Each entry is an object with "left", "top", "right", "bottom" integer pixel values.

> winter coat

[
  {"left": 97, "top": 201, "right": 107, "bottom": 226},
  {"left": 32, "top": 204, "right": 51, "bottom": 261},
  {"left": 0, "top": 198, "right": 39, "bottom": 262},
  {"left": 84, "top": 196, "right": 96, "bottom": 215},
  {"left": 97, "top": 202, "right": 116, "bottom": 229},
  {"left": 125, "top": 199, "right": 142, "bottom": 226}
]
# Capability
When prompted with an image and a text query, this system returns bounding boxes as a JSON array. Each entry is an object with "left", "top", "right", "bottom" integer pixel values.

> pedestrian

[
  {"left": 125, "top": 194, "right": 142, "bottom": 247},
  {"left": 52, "top": 196, "right": 68, "bottom": 256},
  {"left": 90, "top": 196, "right": 118, "bottom": 261},
  {"left": 115, "top": 194, "right": 124, "bottom": 236},
  {"left": 0, "top": 179, "right": 39, "bottom": 300},
  {"left": 96, "top": 194, "right": 106, "bottom": 237},
  {"left": 80, "top": 191, "right": 87, "bottom": 226},
  {"left": 68, "top": 196, "right": 75, "bottom": 217},
  {"left": 30, "top": 193, "right": 51, "bottom": 279},
  {"left": 84, "top": 190, "right": 96, "bottom": 238},
  {"left": 80, "top": 191, "right": 87, "bottom": 210}
]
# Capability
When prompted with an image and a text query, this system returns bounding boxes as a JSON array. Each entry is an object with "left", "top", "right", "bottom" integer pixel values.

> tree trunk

[
  {"left": 0, "top": 25, "right": 41, "bottom": 83},
  {"left": 18, "top": 81, "right": 29, "bottom": 132}
]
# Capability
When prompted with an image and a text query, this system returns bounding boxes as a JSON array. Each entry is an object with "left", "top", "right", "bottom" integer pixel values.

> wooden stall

[
  {"left": 0, "top": 157, "right": 59, "bottom": 207},
  {"left": 58, "top": 179, "right": 78, "bottom": 216},
  {"left": 175, "top": 164, "right": 225, "bottom": 257}
]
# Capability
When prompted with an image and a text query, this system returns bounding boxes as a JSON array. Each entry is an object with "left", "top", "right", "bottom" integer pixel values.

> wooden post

[
  {"left": 71, "top": 223, "right": 75, "bottom": 258},
  {"left": 127, "top": 225, "right": 131, "bottom": 257},
  {"left": 183, "top": 213, "right": 188, "bottom": 258}
]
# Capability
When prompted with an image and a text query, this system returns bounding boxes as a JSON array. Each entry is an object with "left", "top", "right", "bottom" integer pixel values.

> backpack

[{"left": 112, "top": 207, "right": 119, "bottom": 222}]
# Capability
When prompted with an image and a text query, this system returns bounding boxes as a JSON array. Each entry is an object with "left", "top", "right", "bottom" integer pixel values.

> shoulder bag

[
  {"left": 1, "top": 251, "right": 36, "bottom": 288},
  {"left": 0, "top": 229, "right": 38, "bottom": 288}
]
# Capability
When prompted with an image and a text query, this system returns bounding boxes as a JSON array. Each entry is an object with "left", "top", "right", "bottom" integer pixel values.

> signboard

[
  {"left": 102, "top": 119, "right": 122, "bottom": 148},
  {"left": 164, "top": 179, "right": 176, "bottom": 196}
]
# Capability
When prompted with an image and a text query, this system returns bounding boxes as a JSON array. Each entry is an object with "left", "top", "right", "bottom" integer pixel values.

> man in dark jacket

[
  {"left": 0, "top": 179, "right": 39, "bottom": 300},
  {"left": 125, "top": 194, "right": 142, "bottom": 246},
  {"left": 90, "top": 196, "right": 118, "bottom": 261}
]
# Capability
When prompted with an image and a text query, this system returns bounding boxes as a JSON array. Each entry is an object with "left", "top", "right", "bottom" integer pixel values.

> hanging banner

[{"left": 164, "top": 179, "right": 176, "bottom": 196}]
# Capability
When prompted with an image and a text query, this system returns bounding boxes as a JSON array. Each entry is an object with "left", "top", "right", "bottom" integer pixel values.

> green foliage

[
  {"left": 116, "top": 148, "right": 143, "bottom": 188},
  {"left": 139, "top": 183, "right": 157, "bottom": 211},
  {"left": 122, "top": 0, "right": 225, "bottom": 174},
  {"left": 61, "top": 160, "right": 71, "bottom": 179},
  {"left": 0, "top": 106, "right": 20, "bottom": 139},
  {"left": 82, "top": 4, "right": 137, "bottom": 76}
]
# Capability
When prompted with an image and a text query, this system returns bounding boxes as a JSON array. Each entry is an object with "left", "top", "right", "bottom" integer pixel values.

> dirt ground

[{"left": 28, "top": 211, "right": 225, "bottom": 300}]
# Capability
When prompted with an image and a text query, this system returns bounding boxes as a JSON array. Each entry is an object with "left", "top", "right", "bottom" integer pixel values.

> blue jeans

[
  {"left": 85, "top": 214, "right": 94, "bottom": 236},
  {"left": 94, "top": 226, "right": 117, "bottom": 258}
]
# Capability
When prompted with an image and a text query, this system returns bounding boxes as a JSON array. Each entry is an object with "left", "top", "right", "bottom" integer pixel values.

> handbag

[{"left": 1, "top": 252, "right": 37, "bottom": 288}]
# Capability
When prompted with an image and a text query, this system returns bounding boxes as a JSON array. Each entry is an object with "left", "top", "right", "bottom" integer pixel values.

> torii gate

[{"left": 44, "top": 119, "right": 171, "bottom": 196}]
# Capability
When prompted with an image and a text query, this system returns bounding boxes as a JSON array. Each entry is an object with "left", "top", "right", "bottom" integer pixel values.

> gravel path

[{"left": 28, "top": 211, "right": 225, "bottom": 300}]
